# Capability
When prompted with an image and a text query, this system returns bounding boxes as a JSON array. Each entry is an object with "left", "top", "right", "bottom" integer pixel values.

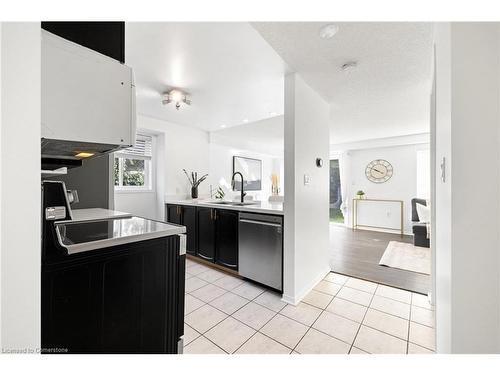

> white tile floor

[{"left": 183, "top": 258, "right": 436, "bottom": 354}]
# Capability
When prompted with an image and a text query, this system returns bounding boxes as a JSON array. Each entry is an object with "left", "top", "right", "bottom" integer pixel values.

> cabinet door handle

[
  {"left": 239, "top": 218, "right": 282, "bottom": 228},
  {"left": 217, "top": 260, "right": 237, "bottom": 268},
  {"left": 210, "top": 209, "right": 213, "bottom": 220},
  {"left": 214, "top": 210, "right": 217, "bottom": 220},
  {"left": 198, "top": 253, "right": 213, "bottom": 261}
]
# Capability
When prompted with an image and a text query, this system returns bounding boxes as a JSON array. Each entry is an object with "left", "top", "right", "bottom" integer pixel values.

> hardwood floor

[{"left": 329, "top": 224, "right": 430, "bottom": 295}]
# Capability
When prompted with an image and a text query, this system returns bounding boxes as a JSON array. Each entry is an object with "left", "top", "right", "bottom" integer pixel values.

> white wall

[
  {"left": 115, "top": 192, "right": 158, "bottom": 219},
  {"left": 114, "top": 133, "right": 161, "bottom": 220},
  {"left": 434, "top": 22, "right": 453, "bottom": 354},
  {"left": 115, "top": 115, "right": 285, "bottom": 220},
  {"left": 114, "top": 115, "right": 210, "bottom": 220},
  {"left": 283, "top": 73, "right": 330, "bottom": 304},
  {"left": 330, "top": 133, "right": 430, "bottom": 152},
  {"left": 209, "top": 115, "right": 284, "bottom": 156},
  {"left": 430, "top": 46, "right": 437, "bottom": 307},
  {"left": 450, "top": 22, "right": 499, "bottom": 354},
  {"left": 339, "top": 143, "right": 429, "bottom": 234},
  {"left": 0, "top": 23, "right": 41, "bottom": 351},
  {"left": 0, "top": 21, "right": 2, "bottom": 349},
  {"left": 434, "top": 23, "right": 500, "bottom": 354},
  {"left": 498, "top": 26, "right": 500, "bottom": 355},
  {"left": 208, "top": 142, "right": 284, "bottom": 201}
]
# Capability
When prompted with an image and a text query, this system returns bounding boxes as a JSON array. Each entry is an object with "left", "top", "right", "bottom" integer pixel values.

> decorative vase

[{"left": 191, "top": 186, "right": 198, "bottom": 199}]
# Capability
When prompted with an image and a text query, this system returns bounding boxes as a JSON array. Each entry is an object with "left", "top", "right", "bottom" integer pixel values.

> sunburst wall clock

[{"left": 365, "top": 159, "right": 393, "bottom": 183}]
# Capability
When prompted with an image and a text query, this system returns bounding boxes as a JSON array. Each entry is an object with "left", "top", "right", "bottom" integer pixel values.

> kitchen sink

[{"left": 209, "top": 201, "right": 256, "bottom": 206}]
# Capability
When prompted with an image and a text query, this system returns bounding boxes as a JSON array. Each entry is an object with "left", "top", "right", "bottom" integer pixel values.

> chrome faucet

[{"left": 231, "top": 172, "right": 247, "bottom": 203}]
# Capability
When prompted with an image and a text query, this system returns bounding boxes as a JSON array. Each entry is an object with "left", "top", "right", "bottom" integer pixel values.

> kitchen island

[{"left": 42, "top": 206, "right": 187, "bottom": 354}]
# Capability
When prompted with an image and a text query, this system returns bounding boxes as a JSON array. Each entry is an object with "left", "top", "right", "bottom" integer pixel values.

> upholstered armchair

[{"left": 411, "top": 198, "right": 430, "bottom": 248}]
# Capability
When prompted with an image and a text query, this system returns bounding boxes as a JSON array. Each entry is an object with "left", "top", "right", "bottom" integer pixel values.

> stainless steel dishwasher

[{"left": 238, "top": 212, "right": 283, "bottom": 291}]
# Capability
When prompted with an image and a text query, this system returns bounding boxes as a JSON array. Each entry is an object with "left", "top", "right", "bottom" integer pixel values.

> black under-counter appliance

[{"left": 41, "top": 181, "right": 186, "bottom": 353}]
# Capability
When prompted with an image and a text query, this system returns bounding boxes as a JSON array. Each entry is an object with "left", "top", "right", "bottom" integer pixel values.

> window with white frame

[{"left": 114, "top": 134, "right": 154, "bottom": 191}]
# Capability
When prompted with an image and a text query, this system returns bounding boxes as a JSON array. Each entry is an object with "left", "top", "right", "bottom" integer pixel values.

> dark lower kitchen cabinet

[
  {"left": 166, "top": 204, "right": 182, "bottom": 225},
  {"left": 197, "top": 207, "right": 216, "bottom": 261},
  {"left": 165, "top": 204, "right": 239, "bottom": 271},
  {"left": 42, "top": 236, "right": 184, "bottom": 354},
  {"left": 166, "top": 204, "right": 197, "bottom": 255},
  {"left": 182, "top": 206, "right": 197, "bottom": 255},
  {"left": 215, "top": 209, "right": 239, "bottom": 270}
]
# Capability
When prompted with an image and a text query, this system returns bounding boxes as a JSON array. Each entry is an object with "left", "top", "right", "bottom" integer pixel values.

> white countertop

[
  {"left": 165, "top": 199, "right": 284, "bottom": 215},
  {"left": 68, "top": 208, "right": 132, "bottom": 223},
  {"left": 54, "top": 208, "right": 185, "bottom": 254}
]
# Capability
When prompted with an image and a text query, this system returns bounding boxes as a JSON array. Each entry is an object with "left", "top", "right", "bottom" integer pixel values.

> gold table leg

[{"left": 400, "top": 201, "right": 404, "bottom": 237}]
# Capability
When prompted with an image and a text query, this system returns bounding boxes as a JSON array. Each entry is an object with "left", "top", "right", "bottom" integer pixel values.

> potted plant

[
  {"left": 356, "top": 190, "right": 366, "bottom": 199},
  {"left": 183, "top": 169, "right": 208, "bottom": 199},
  {"left": 214, "top": 186, "right": 225, "bottom": 200}
]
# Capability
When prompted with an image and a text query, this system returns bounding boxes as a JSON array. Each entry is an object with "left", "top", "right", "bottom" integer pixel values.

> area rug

[{"left": 379, "top": 241, "right": 431, "bottom": 275}]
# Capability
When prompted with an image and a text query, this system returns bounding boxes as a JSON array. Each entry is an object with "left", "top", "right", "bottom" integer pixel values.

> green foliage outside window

[
  {"left": 123, "top": 159, "right": 145, "bottom": 186},
  {"left": 114, "top": 158, "right": 120, "bottom": 186},
  {"left": 114, "top": 157, "right": 146, "bottom": 187}
]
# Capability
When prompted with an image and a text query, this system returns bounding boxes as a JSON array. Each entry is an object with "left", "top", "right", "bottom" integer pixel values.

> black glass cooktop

[{"left": 56, "top": 217, "right": 171, "bottom": 246}]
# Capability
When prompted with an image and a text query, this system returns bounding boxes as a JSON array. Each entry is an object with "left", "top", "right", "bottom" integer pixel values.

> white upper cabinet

[{"left": 41, "top": 30, "right": 136, "bottom": 149}]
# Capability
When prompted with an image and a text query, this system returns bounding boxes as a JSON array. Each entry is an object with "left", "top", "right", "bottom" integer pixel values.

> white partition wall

[
  {"left": 434, "top": 23, "right": 500, "bottom": 353},
  {"left": 0, "top": 22, "right": 2, "bottom": 349},
  {"left": 282, "top": 73, "right": 330, "bottom": 304},
  {"left": 0, "top": 23, "right": 41, "bottom": 352}
]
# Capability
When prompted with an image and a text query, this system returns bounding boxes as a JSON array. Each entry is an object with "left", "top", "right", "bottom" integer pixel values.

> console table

[{"left": 352, "top": 198, "right": 404, "bottom": 237}]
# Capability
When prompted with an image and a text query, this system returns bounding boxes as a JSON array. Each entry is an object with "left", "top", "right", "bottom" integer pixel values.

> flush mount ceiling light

[
  {"left": 341, "top": 61, "right": 358, "bottom": 72},
  {"left": 319, "top": 24, "right": 339, "bottom": 39},
  {"left": 162, "top": 89, "right": 191, "bottom": 110}
]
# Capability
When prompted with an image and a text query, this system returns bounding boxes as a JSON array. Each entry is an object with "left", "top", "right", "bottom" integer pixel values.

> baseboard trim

[
  {"left": 281, "top": 293, "right": 298, "bottom": 305},
  {"left": 281, "top": 266, "right": 331, "bottom": 305},
  {"left": 346, "top": 225, "right": 413, "bottom": 237}
]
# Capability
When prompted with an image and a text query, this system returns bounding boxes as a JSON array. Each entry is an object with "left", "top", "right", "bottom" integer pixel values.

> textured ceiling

[
  {"left": 252, "top": 22, "right": 433, "bottom": 143},
  {"left": 127, "top": 22, "right": 433, "bottom": 144}
]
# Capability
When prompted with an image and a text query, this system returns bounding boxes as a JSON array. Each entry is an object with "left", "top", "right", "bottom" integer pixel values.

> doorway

[
  {"left": 328, "top": 147, "right": 432, "bottom": 295},
  {"left": 329, "top": 159, "right": 344, "bottom": 224}
]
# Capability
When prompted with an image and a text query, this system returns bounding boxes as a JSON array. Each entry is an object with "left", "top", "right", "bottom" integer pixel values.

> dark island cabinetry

[{"left": 42, "top": 236, "right": 184, "bottom": 354}]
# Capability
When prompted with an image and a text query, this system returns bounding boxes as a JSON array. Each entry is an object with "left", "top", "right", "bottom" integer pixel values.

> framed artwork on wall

[{"left": 232, "top": 156, "right": 262, "bottom": 191}]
